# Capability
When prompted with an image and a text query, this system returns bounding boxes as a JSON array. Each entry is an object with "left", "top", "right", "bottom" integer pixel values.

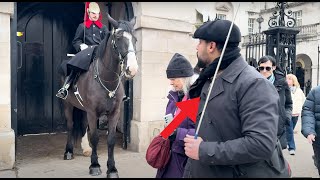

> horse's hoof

[
  {"left": 63, "top": 152, "right": 73, "bottom": 160},
  {"left": 107, "top": 172, "right": 119, "bottom": 178},
  {"left": 83, "top": 148, "right": 92, "bottom": 157},
  {"left": 89, "top": 167, "right": 102, "bottom": 176}
]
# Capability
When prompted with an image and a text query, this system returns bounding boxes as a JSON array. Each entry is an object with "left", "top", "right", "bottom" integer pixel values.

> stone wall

[
  {"left": 128, "top": 2, "right": 199, "bottom": 152},
  {"left": 0, "top": 2, "right": 15, "bottom": 170}
]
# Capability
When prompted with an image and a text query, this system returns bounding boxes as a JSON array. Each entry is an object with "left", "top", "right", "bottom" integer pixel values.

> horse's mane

[{"left": 96, "top": 20, "right": 134, "bottom": 60}]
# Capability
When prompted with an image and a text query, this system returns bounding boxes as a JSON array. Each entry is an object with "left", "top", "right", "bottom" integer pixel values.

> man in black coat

[
  {"left": 182, "top": 19, "right": 287, "bottom": 177},
  {"left": 257, "top": 55, "right": 293, "bottom": 150},
  {"left": 56, "top": 2, "right": 109, "bottom": 99}
]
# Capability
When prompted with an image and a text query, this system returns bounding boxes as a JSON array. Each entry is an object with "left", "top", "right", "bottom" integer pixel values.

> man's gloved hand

[{"left": 80, "top": 43, "right": 88, "bottom": 51}]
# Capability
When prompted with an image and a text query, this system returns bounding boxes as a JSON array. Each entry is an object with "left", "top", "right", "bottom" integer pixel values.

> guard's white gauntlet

[{"left": 80, "top": 43, "right": 88, "bottom": 51}]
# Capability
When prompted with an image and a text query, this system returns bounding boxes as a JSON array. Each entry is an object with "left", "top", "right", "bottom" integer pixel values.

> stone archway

[{"left": 296, "top": 54, "right": 312, "bottom": 95}]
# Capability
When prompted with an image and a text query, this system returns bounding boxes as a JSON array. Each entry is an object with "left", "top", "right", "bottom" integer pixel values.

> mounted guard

[
  {"left": 56, "top": 2, "right": 109, "bottom": 100},
  {"left": 59, "top": 12, "right": 138, "bottom": 177}
]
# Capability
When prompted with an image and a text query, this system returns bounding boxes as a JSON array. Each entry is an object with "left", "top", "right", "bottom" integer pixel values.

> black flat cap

[{"left": 193, "top": 19, "right": 241, "bottom": 43}]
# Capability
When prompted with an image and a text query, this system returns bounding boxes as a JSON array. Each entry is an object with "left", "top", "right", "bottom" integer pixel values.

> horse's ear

[
  {"left": 106, "top": 13, "right": 119, "bottom": 29},
  {"left": 129, "top": 16, "right": 136, "bottom": 27}
]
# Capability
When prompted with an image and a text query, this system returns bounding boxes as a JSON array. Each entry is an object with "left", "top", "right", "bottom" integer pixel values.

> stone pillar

[
  {"left": 128, "top": 2, "right": 197, "bottom": 152},
  {"left": 0, "top": 2, "right": 15, "bottom": 170}
]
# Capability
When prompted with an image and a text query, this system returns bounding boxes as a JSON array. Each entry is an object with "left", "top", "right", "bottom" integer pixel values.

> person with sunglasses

[{"left": 257, "top": 55, "right": 293, "bottom": 150}]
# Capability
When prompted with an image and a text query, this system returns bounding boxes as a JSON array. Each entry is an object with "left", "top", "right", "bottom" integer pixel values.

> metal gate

[{"left": 244, "top": 33, "right": 266, "bottom": 68}]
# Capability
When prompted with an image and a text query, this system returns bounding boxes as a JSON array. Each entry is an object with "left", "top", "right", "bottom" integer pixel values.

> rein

[{"left": 93, "top": 33, "right": 129, "bottom": 98}]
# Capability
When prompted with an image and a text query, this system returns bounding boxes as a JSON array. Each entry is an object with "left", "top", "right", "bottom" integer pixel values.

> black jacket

[
  {"left": 273, "top": 70, "right": 293, "bottom": 149},
  {"left": 72, "top": 23, "right": 109, "bottom": 52}
]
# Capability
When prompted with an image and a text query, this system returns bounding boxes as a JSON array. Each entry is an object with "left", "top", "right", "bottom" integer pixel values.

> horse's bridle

[
  {"left": 111, "top": 31, "right": 136, "bottom": 62},
  {"left": 93, "top": 31, "right": 136, "bottom": 98}
]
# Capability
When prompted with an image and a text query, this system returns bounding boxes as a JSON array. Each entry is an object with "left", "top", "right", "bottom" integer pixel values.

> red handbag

[{"left": 145, "top": 135, "right": 171, "bottom": 169}]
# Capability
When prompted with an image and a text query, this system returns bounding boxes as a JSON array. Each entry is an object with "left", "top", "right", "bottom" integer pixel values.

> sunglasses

[{"left": 258, "top": 66, "right": 272, "bottom": 71}]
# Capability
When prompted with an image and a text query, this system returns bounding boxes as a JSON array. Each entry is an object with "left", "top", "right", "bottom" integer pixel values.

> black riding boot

[{"left": 56, "top": 71, "right": 75, "bottom": 99}]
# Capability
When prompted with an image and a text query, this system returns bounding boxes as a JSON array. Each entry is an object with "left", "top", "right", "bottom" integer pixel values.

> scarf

[
  {"left": 189, "top": 47, "right": 241, "bottom": 98},
  {"left": 267, "top": 73, "right": 275, "bottom": 84}
]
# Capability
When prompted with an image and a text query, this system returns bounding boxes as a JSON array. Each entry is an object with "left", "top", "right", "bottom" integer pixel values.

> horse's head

[{"left": 107, "top": 13, "right": 138, "bottom": 79}]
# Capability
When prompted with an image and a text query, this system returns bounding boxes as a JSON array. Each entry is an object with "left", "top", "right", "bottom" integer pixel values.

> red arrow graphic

[{"left": 160, "top": 97, "right": 200, "bottom": 139}]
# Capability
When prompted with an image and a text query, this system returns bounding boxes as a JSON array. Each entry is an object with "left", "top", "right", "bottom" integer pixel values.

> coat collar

[
  {"left": 199, "top": 56, "right": 248, "bottom": 107},
  {"left": 85, "top": 20, "right": 103, "bottom": 29},
  {"left": 219, "top": 56, "right": 248, "bottom": 83}
]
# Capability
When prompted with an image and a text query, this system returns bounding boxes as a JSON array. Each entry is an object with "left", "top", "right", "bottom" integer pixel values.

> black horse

[{"left": 60, "top": 14, "right": 138, "bottom": 178}]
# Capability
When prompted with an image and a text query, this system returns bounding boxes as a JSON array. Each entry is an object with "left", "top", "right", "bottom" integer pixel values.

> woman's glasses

[{"left": 258, "top": 66, "right": 272, "bottom": 71}]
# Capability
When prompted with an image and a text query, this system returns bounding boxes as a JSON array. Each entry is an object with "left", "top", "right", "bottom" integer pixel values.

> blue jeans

[{"left": 286, "top": 116, "right": 298, "bottom": 150}]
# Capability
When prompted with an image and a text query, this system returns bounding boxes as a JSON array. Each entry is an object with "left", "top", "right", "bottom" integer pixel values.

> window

[
  {"left": 292, "top": 10, "right": 302, "bottom": 26},
  {"left": 217, "top": 14, "right": 226, "bottom": 20},
  {"left": 248, "top": 18, "right": 255, "bottom": 34}
]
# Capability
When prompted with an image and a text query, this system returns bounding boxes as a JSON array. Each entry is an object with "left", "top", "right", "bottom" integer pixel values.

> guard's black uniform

[
  {"left": 63, "top": 23, "right": 110, "bottom": 75},
  {"left": 72, "top": 22, "right": 109, "bottom": 52}
]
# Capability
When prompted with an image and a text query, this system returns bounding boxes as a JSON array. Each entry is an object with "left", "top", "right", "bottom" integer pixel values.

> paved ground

[
  {"left": 1, "top": 130, "right": 157, "bottom": 178},
  {"left": 0, "top": 119, "right": 319, "bottom": 178},
  {"left": 282, "top": 118, "right": 319, "bottom": 178}
]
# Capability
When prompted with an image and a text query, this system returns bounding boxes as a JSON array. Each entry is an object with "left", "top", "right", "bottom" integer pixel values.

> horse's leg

[
  {"left": 81, "top": 114, "right": 92, "bottom": 157},
  {"left": 106, "top": 110, "right": 120, "bottom": 178},
  {"left": 64, "top": 102, "right": 74, "bottom": 160},
  {"left": 81, "top": 127, "right": 92, "bottom": 157},
  {"left": 87, "top": 112, "right": 102, "bottom": 176}
]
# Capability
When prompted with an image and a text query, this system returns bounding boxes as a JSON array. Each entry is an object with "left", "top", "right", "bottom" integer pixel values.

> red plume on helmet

[{"left": 84, "top": 2, "right": 103, "bottom": 29}]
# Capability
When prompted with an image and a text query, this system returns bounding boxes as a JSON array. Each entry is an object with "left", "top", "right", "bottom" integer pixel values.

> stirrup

[
  {"left": 122, "top": 95, "right": 130, "bottom": 102},
  {"left": 56, "top": 88, "right": 68, "bottom": 100}
]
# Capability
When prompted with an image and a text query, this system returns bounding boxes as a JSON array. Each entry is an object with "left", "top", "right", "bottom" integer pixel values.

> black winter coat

[{"left": 273, "top": 70, "right": 293, "bottom": 149}]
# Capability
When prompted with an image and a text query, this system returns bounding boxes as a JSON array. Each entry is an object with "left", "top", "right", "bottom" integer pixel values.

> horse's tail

[{"left": 72, "top": 108, "right": 87, "bottom": 146}]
